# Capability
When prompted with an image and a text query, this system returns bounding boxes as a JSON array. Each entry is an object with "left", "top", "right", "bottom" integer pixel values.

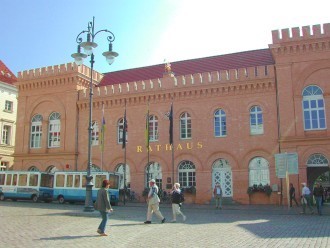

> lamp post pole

[{"left": 71, "top": 16, "right": 118, "bottom": 212}]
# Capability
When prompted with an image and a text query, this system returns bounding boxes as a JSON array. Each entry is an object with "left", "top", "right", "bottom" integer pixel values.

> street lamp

[{"left": 71, "top": 16, "right": 118, "bottom": 212}]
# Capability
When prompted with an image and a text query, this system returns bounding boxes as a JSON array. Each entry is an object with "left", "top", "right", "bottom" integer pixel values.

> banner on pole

[{"left": 275, "top": 152, "right": 298, "bottom": 178}]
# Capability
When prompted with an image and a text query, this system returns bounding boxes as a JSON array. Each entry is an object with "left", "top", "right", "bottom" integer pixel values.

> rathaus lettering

[{"left": 136, "top": 142, "right": 203, "bottom": 153}]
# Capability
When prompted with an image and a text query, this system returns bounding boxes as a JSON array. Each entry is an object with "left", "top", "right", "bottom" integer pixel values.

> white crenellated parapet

[
  {"left": 272, "top": 23, "right": 330, "bottom": 44},
  {"left": 79, "top": 65, "right": 275, "bottom": 99}
]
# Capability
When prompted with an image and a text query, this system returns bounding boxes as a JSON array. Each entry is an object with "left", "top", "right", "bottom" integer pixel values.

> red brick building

[{"left": 13, "top": 23, "right": 330, "bottom": 204}]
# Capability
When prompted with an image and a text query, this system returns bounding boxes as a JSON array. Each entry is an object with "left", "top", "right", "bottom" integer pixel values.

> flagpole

[
  {"left": 171, "top": 102, "right": 174, "bottom": 185},
  {"left": 146, "top": 100, "right": 150, "bottom": 184},
  {"left": 100, "top": 103, "right": 105, "bottom": 171},
  {"left": 123, "top": 101, "right": 127, "bottom": 205}
]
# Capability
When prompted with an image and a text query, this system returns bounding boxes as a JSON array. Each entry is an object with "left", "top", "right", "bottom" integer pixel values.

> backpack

[{"left": 180, "top": 192, "right": 184, "bottom": 202}]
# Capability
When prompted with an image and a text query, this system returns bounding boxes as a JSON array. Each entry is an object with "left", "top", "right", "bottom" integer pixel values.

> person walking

[
  {"left": 94, "top": 179, "right": 113, "bottom": 236},
  {"left": 144, "top": 179, "right": 166, "bottom": 224},
  {"left": 300, "top": 182, "right": 314, "bottom": 215},
  {"left": 289, "top": 183, "right": 299, "bottom": 207},
  {"left": 313, "top": 182, "right": 324, "bottom": 215},
  {"left": 170, "top": 183, "right": 186, "bottom": 223},
  {"left": 213, "top": 183, "right": 223, "bottom": 209}
]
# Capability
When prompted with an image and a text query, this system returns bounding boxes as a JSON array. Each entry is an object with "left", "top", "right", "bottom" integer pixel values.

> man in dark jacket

[
  {"left": 170, "top": 183, "right": 186, "bottom": 223},
  {"left": 313, "top": 182, "right": 324, "bottom": 215}
]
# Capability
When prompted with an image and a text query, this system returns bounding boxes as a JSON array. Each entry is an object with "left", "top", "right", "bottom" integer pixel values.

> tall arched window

[
  {"left": 91, "top": 121, "right": 99, "bottom": 146},
  {"left": 250, "top": 106, "right": 263, "bottom": 135},
  {"left": 180, "top": 112, "right": 192, "bottom": 139},
  {"left": 302, "top": 85, "right": 326, "bottom": 130},
  {"left": 249, "top": 157, "right": 270, "bottom": 186},
  {"left": 116, "top": 163, "right": 131, "bottom": 189},
  {"left": 178, "top": 160, "right": 196, "bottom": 188},
  {"left": 117, "top": 118, "right": 125, "bottom": 144},
  {"left": 148, "top": 115, "right": 158, "bottom": 142},
  {"left": 145, "top": 162, "right": 162, "bottom": 188},
  {"left": 30, "top": 114, "right": 43, "bottom": 148},
  {"left": 48, "top": 112, "right": 61, "bottom": 148},
  {"left": 214, "top": 109, "right": 227, "bottom": 137}
]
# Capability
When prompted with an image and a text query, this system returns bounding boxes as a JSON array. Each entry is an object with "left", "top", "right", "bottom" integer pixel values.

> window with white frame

[
  {"left": 249, "top": 157, "right": 270, "bottom": 186},
  {"left": 48, "top": 112, "right": 61, "bottom": 148},
  {"left": 178, "top": 160, "right": 196, "bottom": 188},
  {"left": 91, "top": 121, "right": 99, "bottom": 146},
  {"left": 250, "top": 106, "right": 263, "bottom": 135},
  {"left": 28, "top": 166, "right": 40, "bottom": 171},
  {"left": 302, "top": 85, "right": 326, "bottom": 130},
  {"left": 148, "top": 115, "right": 158, "bottom": 142},
  {"left": 214, "top": 109, "right": 227, "bottom": 137},
  {"left": 180, "top": 112, "right": 192, "bottom": 139},
  {"left": 0, "top": 161, "right": 8, "bottom": 171},
  {"left": 118, "top": 118, "right": 125, "bottom": 144},
  {"left": 307, "top": 153, "right": 329, "bottom": 167},
  {"left": 4, "top": 100, "right": 13, "bottom": 112},
  {"left": 145, "top": 162, "right": 162, "bottom": 188},
  {"left": 1, "top": 125, "right": 11, "bottom": 145},
  {"left": 116, "top": 163, "right": 131, "bottom": 189},
  {"left": 30, "top": 114, "right": 43, "bottom": 148}
]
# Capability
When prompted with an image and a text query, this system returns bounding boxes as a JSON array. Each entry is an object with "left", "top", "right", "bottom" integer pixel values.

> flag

[
  {"left": 122, "top": 108, "right": 127, "bottom": 149},
  {"left": 169, "top": 103, "right": 173, "bottom": 145},
  {"left": 100, "top": 104, "right": 105, "bottom": 151},
  {"left": 145, "top": 102, "right": 149, "bottom": 148}
]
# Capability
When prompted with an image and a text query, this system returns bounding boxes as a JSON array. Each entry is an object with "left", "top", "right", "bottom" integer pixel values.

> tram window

[
  {"left": 18, "top": 174, "right": 28, "bottom": 186},
  {"left": 56, "top": 174, "right": 65, "bottom": 187},
  {"left": 82, "top": 176, "right": 86, "bottom": 187},
  {"left": 29, "top": 174, "right": 39, "bottom": 187},
  {"left": 13, "top": 174, "right": 17, "bottom": 186},
  {"left": 95, "top": 175, "right": 106, "bottom": 188},
  {"left": 41, "top": 174, "right": 54, "bottom": 188},
  {"left": 109, "top": 174, "right": 119, "bottom": 189},
  {"left": 0, "top": 174, "right": 4, "bottom": 185},
  {"left": 6, "top": 174, "right": 12, "bottom": 185},
  {"left": 66, "top": 175, "right": 73, "bottom": 187},
  {"left": 74, "top": 175, "right": 80, "bottom": 188}
]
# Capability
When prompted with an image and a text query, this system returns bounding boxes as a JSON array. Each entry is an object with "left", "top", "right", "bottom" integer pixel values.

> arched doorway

[
  {"left": 115, "top": 163, "right": 130, "bottom": 189},
  {"left": 212, "top": 159, "right": 232, "bottom": 197},
  {"left": 145, "top": 162, "right": 162, "bottom": 189},
  {"left": 307, "top": 153, "right": 329, "bottom": 189}
]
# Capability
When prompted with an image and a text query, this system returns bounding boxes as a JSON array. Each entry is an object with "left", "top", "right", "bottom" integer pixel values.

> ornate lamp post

[{"left": 71, "top": 16, "right": 118, "bottom": 212}]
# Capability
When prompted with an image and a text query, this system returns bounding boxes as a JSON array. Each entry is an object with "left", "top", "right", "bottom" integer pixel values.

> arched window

[
  {"left": 145, "top": 162, "right": 162, "bottom": 188},
  {"left": 148, "top": 115, "right": 159, "bottom": 142},
  {"left": 302, "top": 85, "right": 326, "bottom": 130},
  {"left": 214, "top": 109, "right": 227, "bottom": 137},
  {"left": 48, "top": 112, "right": 61, "bottom": 148},
  {"left": 180, "top": 112, "right": 192, "bottom": 139},
  {"left": 91, "top": 121, "right": 99, "bottom": 146},
  {"left": 250, "top": 106, "right": 263, "bottom": 135},
  {"left": 117, "top": 118, "right": 126, "bottom": 144},
  {"left": 45, "top": 165, "right": 57, "bottom": 173},
  {"left": 91, "top": 164, "right": 101, "bottom": 172},
  {"left": 307, "top": 153, "right": 329, "bottom": 167},
  {"left": 249, "top": 157, "right": 270, "bottom": 186},
  {"left": 28, "top": 166, "right": 39, "bottom": 172},
  {"left": 116, "top": 163, "right": 130, "bottom": 189},
  {"left": 30, "top": 114, "right": 43, "bottom": 148},
  {"left": 178, "top": 160, "right": 196, "bottom": 188}
]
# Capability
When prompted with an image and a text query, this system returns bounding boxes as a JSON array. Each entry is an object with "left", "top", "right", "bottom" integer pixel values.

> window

[
  {"left": 307, "top": 153, "right": 329, "bottom": 167},
  {"left": 4, "top": 100, "right": 13, "bottom": 112},
  {"left": 28, "top": 166, "right": 39, "bottom": 172},
  {"left": 55, "top": 174, "right": 65, "bottom": 187},
  {"left": 95, "top": 174, "right": 107, "bottom": 188},
  {"left": 91, "top": 121, "right": 99, "bottom": 146},
  {"left": 178, "top": 160, "right": 196, "bottom": 188},
  {"left": 180, "top": 112, "right": 192, "bottom": 139},
  {"left": 0, "top": 161, "right": 8, "bottom": 171},
  {"left": 149, "top": 115, "right": 159, "bottom": 142},
  {"left": 48, "top": 112, "right": 61, "bottom": 148},
  {"left": 18, "top": 174, "right": 28, "bottom": 186},
  {"left": 118, "top": 118, "right": 125, "bottom": 144},
  {"left": 116, "top": 163, "right": 130, "bottom": 189},
  {"left": 214, "top": 109, "right": 227, "bottom": 137},
  {"left": 30, "top": 114, "right": 43, "bottom": 148},
  {"left": 250, "top": 106, "right": 263, "bottom": 135},
  {"left": 1, "top": 125, "right": 11, "bottom": 145},
  {"left": 145, "top": 162, "right": 162, "bottom": 188},
  {"left": 29, "top": 174, "right": 39, "bottom": 187},
  {"left": 249, "top": 157, "right": 270, "bottom": 186},
  {"left": 302, "top": 85, "right": 326, "bottom": 130}
]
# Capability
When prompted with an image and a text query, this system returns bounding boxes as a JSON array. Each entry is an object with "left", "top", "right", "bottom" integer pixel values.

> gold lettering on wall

[{"left": 136, "top": 142, "right": 203, "bottom": 153}]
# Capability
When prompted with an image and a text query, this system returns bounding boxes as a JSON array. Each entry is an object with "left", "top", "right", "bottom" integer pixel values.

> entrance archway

[
  {"left": 307, "top": 153, "right": 329, "bottom": 188},
  {"left": 212, "top": 158, "right": 232, "bottom": 197}
]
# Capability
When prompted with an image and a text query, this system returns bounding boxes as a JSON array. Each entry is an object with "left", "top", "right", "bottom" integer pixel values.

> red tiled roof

[
  {"left": 0, "top": 60, "right": 17, "bottom": 85},
  {"left": 99, "top": 48, "right": 274, "bottom": 86}
]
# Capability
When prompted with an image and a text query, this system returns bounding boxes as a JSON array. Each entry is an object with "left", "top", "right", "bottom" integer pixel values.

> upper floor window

[
  {"left": 4, "top": 100, "right": 13, "bottom": 112},
  {"left": 302, "top": 85, "right": 326, "bottom": 130},
  {"left": 118, "top": 118, "right": 125, "bottom": 144},
  {"left": 30, "top": 114, "right": 43, "bottom": 148},
  {"left": 180, "top": 112, "right": 192, "bottom": 139},
  {"left": 1, "top": 125, "right": 11, "bottom": 145},
  {"left": 250, "top": 106, "right": 263, "bottom": 135},
  {"left": 91, "top": 121, "right": 99, "bottom": 146},
  {"left": 148, "top": 115, "right": 159, "bottom": 142},
  {"left": 0, "top": 161, "right": 8, "bottom": 171},
  {"left": 249, "top": 157, "right": 270, "bottom": 186},
  {"left": 214, "top": 109, "right": 227, "bottom": 137},
  {"left": 48, "top": 112, "right": 60, "bottom": 148}
]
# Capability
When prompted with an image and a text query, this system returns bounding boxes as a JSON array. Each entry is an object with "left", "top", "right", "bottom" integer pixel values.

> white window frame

[
  {"left": 118, "top": 118, "right": 124, "bottom": 144},
  {"left": 302, "top": 85, "right": 326, "bottom": 130},
  {"left": 250, "top": 106, "right": 264, "bottom": 135},
  {"left": 214, "top": 109, "right": 227, "bottom": 137},
  {"left": 91, "top": 121, "right": 99, "bottom": 146},
  {"left": 249, "top": 157, "right": 270, "bottom": 186},
  {"left": 1, "top": 125, "right": 11, "bottom": 145},
  {"left": 149, "top": 115, "right": 159, "bottom": 142},
  {"left": 0, "top": 161, "right": 8, "bottom": 171},
  {"left": 178, "top": 160, "right": 196, "bottom": 188},
  {"left": 4, "top": 100, "right": 13, "bottom": 112},
  {"left": 48, "top": 112, "right": 61, "bottom": 148},
  {"left": 30, "top": 114, "right": 43, "bottom": 148},
  {"left": 180, "top": 112, "right": 192, "bottom": 139}
]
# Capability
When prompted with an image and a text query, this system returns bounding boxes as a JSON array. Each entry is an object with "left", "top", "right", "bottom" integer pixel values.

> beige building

[
  {"left": 0, "top": 60, "right": 17, "bottom": 171},
  {"left": 12, "top": 23, "right": 330, "bottom": 204}
]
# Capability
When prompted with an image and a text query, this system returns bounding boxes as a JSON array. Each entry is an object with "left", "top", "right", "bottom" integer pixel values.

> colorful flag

[
  {"left": 100, "top": 104, "right": 105, "bottom": 151},
  {"left": 122, "top": 108, "right": 127, "bottom": 149},
  {"left": 145, "top": 102, "right": 149, "bottom": 148},
  {"left": 169, "top": 103, "right": 173, "bottom": 145}
]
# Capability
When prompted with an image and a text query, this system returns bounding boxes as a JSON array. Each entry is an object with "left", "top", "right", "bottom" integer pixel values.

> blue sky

[{"left": 1, "top": 0, "right": 329, "bottom": 75}]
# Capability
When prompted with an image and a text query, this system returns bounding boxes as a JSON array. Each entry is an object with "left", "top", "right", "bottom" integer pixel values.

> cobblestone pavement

[{"left": 1, "top": 201, "right": 330, "bottom": 248}]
